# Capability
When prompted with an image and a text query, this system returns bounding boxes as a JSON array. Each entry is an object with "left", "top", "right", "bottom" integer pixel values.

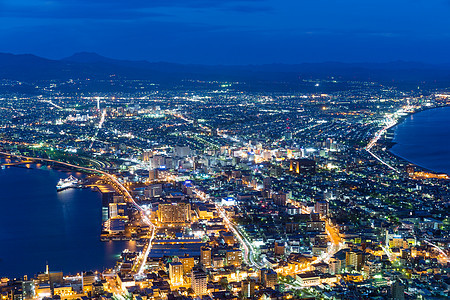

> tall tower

[
  {"left": 200, "top": 246, "right": 212, "bottom": 267},
  {"left": 169, "top": 261, "right": 184, "bottom": 286},
  {"left": 96, "top": 97, "right": 100, "bottom": 110},
  {"left": 191, "top": 268, "right": 207, "bottom": 295}
]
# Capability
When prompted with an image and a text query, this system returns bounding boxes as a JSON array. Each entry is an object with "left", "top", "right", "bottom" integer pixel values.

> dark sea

[
  {"left": 0, "top": 162, "right": 133, "bottom": 278},
  {"left": 390, "top": 106, "right": 450, "bottom": 175}
]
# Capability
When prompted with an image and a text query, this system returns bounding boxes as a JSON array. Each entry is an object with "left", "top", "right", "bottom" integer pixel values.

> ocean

[
  {"left": 390, "top": 106, "right": 450, "bottom": 175},
  {"left": 0, "top": 162, "right": 131, "bottom": 278}
]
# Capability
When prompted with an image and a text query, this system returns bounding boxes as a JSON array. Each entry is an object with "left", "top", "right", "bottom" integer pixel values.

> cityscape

[
  {"left": 0, "top": 73, "right": 449, "bottom": 299},
  {"left": 1, "top": 1, "right": 450, "bottom": 300}
]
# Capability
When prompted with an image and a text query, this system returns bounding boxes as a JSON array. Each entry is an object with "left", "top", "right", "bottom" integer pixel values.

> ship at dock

[{"left": 56, "top": 175, "right": 80, "bottom": 191}]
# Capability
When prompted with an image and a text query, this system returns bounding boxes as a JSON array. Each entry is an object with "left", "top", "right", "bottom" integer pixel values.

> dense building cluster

[{"left": 0, "top": 78, "right": 449, "bottom": 299}]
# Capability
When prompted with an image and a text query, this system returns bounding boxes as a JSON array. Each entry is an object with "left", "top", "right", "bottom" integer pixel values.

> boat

[{"left": 56, "top": 175, "right": 80, "bottom": 191}]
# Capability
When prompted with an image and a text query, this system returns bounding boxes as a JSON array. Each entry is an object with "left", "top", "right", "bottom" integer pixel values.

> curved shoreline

[
  {"left": 386, "top": 105, "right": 450, "bottom": 176},
  {"left": 0, "top": 159, "right": 129, "bottom": 278}
]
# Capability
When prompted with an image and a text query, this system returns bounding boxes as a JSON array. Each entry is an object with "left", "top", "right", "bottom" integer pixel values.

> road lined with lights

[
  {"left": 424, "top": 240, "right": 449, "bottom": 263},
  {"left": 189, "top": 183, "right": 264, "bottom": 268},
  {"left": 365, "top": 105, "right": 416, "bottom": 173},
  {"left": 0, "top": 151, "right": 156, "bottom": 276},
  {"left": 89, "top": 108, "right": 107, "bottom": 150}
]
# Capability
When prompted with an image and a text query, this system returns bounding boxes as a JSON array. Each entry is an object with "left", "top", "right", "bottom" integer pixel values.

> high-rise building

[
  {"left": 391, "top": 280, "right": 405, "bottom": 300},
  {"left": 174, "top": 145, "right": 190, "bottom": 157},
  {"left": 109, "top": 203, "right": 127, "bottom": 219},
  {"left": 325, "top": 138, "right": 333, "bottom": 150},
  {"left": 363, "top": 260, "right": 382, "bottom": 279},
  {"left": 191, "top": 268, "right": 207, "bottom": 295},
  {"left": 157, "top": 203, "right": 191, "bottom": 224},
  {"left": 142, "top": 151, "right": 152, "bottom": 162},
  {"left": 179, "top": 255, "right": 195, "bottom": 274},
  {"left": 22, "top": 281, "right": 35, "bottom": 299},
  {"left": 145, "top": 184, "right": 163, "bottom": 198},
  {"left": 289, "top": 159, "right": 316, "bottom": 174},
  {"left": 82, "top": 271, "right": 96, "bottom": 289},
  {"left": 346, "top": 250, "right": 363, "bottom": 272},
  {"left": 200, "top": 246, "right": 212, "bottom": 267},
  {"left": 314, "top": 201, "right": 329, "bottom": 216},
  {"left": 241, "top": 279, "right": 255, "bottom": 299},
  {"left": 273, "top": 192, "right": 287, "bottom": 206},
  {"left": 169, "top": 262, "right": 184, "bottom": 286},
  {"left": 274, "top": 241, "right": 285, "bottom": 256},
  {"left": 226, "top": 249, "right": 242, "bottom": 267},
  {"left": 259, "top": 269, "right": 278, "bottom": 288},
  {"left": 149, "top": 169, "right": 158, "bottom": 181},
  {"left": 286, "top": 222, "right": 299, "bottom": 233}
]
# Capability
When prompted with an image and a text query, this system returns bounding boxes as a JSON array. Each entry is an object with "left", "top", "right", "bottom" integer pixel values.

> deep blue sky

[{"left": 1, "top": 0, "right": 450, "bottom": 64}]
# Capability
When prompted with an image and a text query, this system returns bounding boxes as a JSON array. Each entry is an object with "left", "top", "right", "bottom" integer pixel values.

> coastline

[
  {"left": 0, "top": 155, "right": 127, "bottom": 278},
  {"left": 384, "top": 104, "right": 450, "bottom": 176}
]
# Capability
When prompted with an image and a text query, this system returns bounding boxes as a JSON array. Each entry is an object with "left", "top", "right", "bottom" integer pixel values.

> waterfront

[
  {"left": 0, "top": 163, "right": 132, "bottom": 278},
  {"left": 390, "top": 106, "right": 450, "bottom": 175}
]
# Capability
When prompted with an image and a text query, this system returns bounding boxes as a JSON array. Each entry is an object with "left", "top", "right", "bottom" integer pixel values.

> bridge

[
  {"left": 1, "top": 160, "right": 35, "bottom": 167},
  {"left": 0, "top": 151, "right": 156, "bottom": 278}
]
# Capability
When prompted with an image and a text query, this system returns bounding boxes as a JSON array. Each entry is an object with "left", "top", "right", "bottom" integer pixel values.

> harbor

[{"left": 0, "top": 157, "right": 130, "bottom": 278}]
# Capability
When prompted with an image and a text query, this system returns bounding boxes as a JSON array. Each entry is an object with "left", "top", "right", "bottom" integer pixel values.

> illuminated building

[
  {"left": 35, "top": 284, "right": 51, "bottom": 299},
  {"left": 274, "top": 241, "right": 285, "bottom": 256},
  {"left": 345, "top": 250, "right": 363, "bottom": 272},
  {"left": 363, "top": 260, "right": 382, "bottom": 279},
  {"left": 22, "top": 281, "right": 35, "bottom": 299},
  {"left": 82, "top": 271, "right": 96, "bottom": 289},
  {"left": 109, "top": 203, "right": 127, "bottom": 219},
  {"left": 109, "top": 216, "right": 126, "bottom": 234},
  {"left": 113, "top": 195, "right": 124, "bottom": 203},
  {"left": 296, "top": 272, "right": 320, "bottom": 287},
  {"left": 259, "top": 268, "right": 278, "bottom": 288},
  {"left": 149, "top": 169, "right": 157, "bottom": 181},
  {"left": 169, "top": 261, "right": 184, "bottom": 286},
  {"left": 226, "top": 249, "right": 242, "bottom": 267},
  {"left": 289, "top": 159, "right": 316, "bottom": 174},
  {"left": 200, "top": 246, "right": 212, "bottom": 267},
  {"left": 325, "top": 137, "right": 333, "bottom": 150},
  {"left": 221, "top": 197, "right": 236, "bottom": 206},
  {"left": 157, "top": 202, "right": 191, "bottom": 224},
  {"left": 220, "top": 231, "right": 236, "bottom": 246},
  {"left": 212, "top": 256, "right": 225, "bottom": 268},
  {"left": 196, "top": 206, "right": 214, "bottom": 219},
  {"left": 145, "top": 184, "right": 162, "bottom": 198},
  {"left": 54, "top": 286, "right": 74, "bottom": 297},
  {"left": 241, "top": 279, "right": 255, "bottom": 298},
  {"left": 191, "top": 268, "right": 207, "bottom": 295},
  {"left": 142, "top": 150, "right": 152, "bottom": 162},
  {"left": 307, "top": 220, "right": 325, "bottom": 232},
  {"left": 314, "top": 200, "right": 329, "bottom": 216},
  {"left": 179, "top": 255, "right": 195, "bottom": 274}
]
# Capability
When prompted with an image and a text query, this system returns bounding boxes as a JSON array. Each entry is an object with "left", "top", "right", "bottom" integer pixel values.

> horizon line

[{"left": 2, "top": 51, "right": 450, "bottom": 67}]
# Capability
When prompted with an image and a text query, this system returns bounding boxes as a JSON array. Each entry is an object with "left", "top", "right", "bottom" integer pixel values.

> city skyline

[{"left": 0, "top": 1, "right": 449, "bottom": 299}]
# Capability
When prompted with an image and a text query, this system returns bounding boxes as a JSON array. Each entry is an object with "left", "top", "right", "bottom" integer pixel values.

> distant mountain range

[{"left": 1, "top": 52, "right": 450, "bottom": 83}]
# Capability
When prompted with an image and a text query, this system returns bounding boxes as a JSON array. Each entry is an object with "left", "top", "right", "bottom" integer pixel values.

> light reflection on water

[{"left": 0, "top": 161, "right": 129, "bottom": 278}]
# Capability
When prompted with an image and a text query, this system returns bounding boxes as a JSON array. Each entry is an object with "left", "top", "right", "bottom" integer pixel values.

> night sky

[{"left": 1, "top": 0, "right": 450, "bottom": 64}]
